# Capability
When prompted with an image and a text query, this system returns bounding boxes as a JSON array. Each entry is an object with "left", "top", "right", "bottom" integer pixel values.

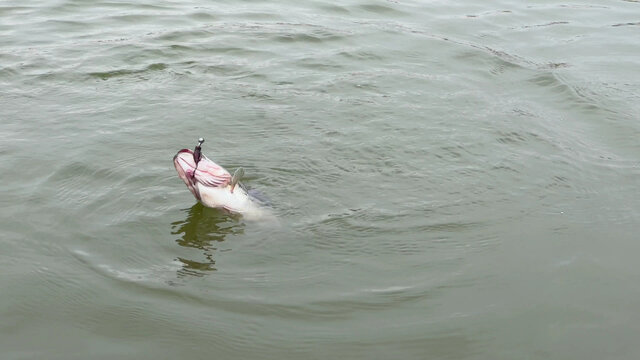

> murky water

[{"left": 2, "top": 0, "right": 640, "bottom": 358}]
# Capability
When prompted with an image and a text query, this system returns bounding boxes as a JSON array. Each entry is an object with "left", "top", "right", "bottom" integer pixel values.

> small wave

[
  {"left": 88, "top": 62, "right": 167, "bottom": 80},
  {"left": 356, "top": 3, "right": 408, "bottom": 16},
  {"left": 71, "top": 248, "right": 181, "bottom": 285}
]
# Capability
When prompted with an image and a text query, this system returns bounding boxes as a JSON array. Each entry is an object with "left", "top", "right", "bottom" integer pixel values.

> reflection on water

[{"left": 170, "top": 203, "right": 244, "bottom": 276}]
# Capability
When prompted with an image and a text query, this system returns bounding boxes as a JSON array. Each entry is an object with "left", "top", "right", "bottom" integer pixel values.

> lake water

[{"left": 2, "top": 0, "right": 640, "bottom": 359}]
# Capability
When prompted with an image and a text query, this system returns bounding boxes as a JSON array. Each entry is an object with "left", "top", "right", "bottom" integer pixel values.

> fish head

[{"left": 173, "top": 149, "right": 201, "bottom": 200}]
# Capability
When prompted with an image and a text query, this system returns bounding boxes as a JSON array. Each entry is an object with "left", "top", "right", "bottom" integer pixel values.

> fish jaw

[{"left": 173, "top": 149, "right": 200, "bottom": 201}]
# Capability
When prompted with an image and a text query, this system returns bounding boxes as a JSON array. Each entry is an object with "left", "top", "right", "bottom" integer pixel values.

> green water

[{"left": 2, "top": 0, "right": 640, "bottom": 359}]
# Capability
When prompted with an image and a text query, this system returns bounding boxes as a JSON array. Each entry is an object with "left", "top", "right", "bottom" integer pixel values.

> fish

[{"left": 173, "top": 138, "right": 270, "bottom": 220}]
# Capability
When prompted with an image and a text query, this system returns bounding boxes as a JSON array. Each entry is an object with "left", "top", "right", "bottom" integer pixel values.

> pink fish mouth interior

[{"left": 173, "top": 149, "right": 201, "bottom": 200}]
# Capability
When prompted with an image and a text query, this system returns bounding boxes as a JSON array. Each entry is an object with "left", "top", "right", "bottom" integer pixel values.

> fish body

[{"left": 173, "top": 148, "right": 267, "bottom": 219}]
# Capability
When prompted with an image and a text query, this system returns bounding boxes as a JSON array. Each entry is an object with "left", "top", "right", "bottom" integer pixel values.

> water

[{"left": 2, "top": 0, "right": 640, "bottom": 358}]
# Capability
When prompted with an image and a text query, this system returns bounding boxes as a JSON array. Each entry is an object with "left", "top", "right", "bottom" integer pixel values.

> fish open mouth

[{"left": 173, "top": 149, "right": 201, "bottom": 200}]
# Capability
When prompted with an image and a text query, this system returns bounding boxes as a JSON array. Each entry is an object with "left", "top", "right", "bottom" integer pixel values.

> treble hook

[{"left": 192, "top": 138, "right": 204, "bottom": 178}]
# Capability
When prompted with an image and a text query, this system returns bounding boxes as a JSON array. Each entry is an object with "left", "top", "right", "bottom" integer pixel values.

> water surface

[{"left": 2, "top": 0, "right": 640, "bottom": 359}]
